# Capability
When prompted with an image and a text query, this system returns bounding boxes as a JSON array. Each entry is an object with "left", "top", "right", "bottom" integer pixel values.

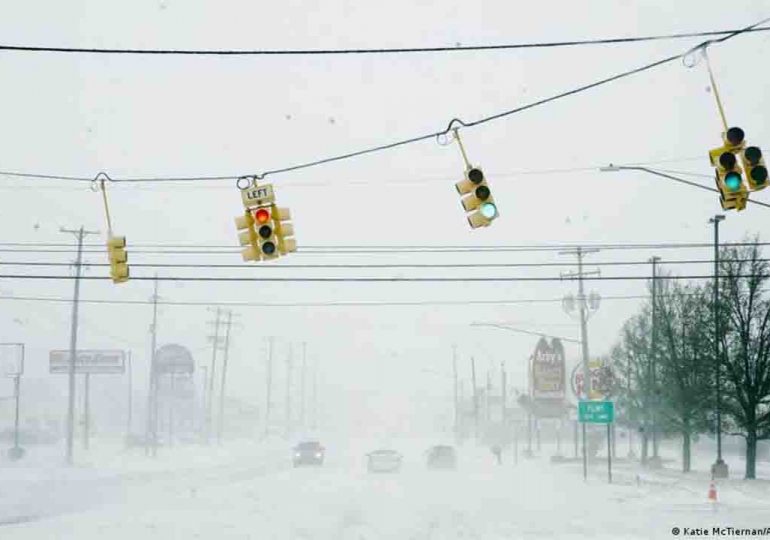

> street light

[
  {"left": 599, "top": 165, "right": 770, "bottom": 210},
  {"left": 709, "top": 214, "right": 729, "bottom": 479}
]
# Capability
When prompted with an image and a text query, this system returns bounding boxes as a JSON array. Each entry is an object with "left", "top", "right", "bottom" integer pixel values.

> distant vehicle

[
  {"left": 293, "top": 440, "right": 325, "bottom": 467},
  {"left": 426, "top": 445, "right": 457, "bottom": 469},
  {"left": 366, "top": 449, "right": 403, "bottom": 473}
]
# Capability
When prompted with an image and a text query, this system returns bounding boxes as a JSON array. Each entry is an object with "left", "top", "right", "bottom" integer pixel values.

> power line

[
  {"left": 1, "top": 258, "right": 769, "bottom": 269},
  {"left": 0, "top": 241, "right": 769, "bottom": 255},
  {"left": 0, "top": 273, "right": 767, "bottom": 282},
  {"left": 1, "top": 27, "right": 768, "bottom": 56},
  {"left": 0, "top": 293, "right": 691, "bottom": 308},
  {"left": 0, "top": 19, "right": 766, "bottom": 184},
  {"left": 0, "top": 156, "right": 703, "bottom": 186}
]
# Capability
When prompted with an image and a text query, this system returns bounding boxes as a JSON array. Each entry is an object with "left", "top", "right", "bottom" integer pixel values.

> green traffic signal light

[
  {"left": 725, "top": 172, "right": 742, "bottom": 192},
  {"left": 480, "top": 202, "right": 498, "bottom": 219}
]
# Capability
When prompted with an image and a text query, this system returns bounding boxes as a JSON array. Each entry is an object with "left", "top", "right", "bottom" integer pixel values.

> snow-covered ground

[{"left": 2, "top": 436, "right": 769, "bottom": 539}]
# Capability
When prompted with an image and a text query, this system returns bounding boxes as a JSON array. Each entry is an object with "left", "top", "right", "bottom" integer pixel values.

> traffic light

[
  {"left": 709, "top": 127, "right": 748, "bottom": 211},
  {"left": 107, "top": 235, "right": 129, "bottom": 283},
  {"left": 455, "top": 166, "right": 498, "bottom": 228},
  {"left": 273, "top": 206, "right": 297, "bottom": 255},
  {"left": 742, "top": 145, "right": 768, "bottom": 191},
  {"left": 253, "top": 206, "right": 279, "bottom": 260},
  {"left": 234, "top": 211, "right": 259, "bottom": 261},
  {"left": 235, "top": 181, "right": 297, "bottom": 262}
]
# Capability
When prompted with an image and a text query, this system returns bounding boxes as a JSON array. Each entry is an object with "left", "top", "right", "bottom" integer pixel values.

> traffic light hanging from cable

[
  {"left": 107, "top": 235, "right": 129, "bottom": 283},
  {"left": 709, "top": 127, "right": 748, "bottom": 211},
  {"left": 235, "top": 178, "right": 297, "bottom": 262},
  {"left": 455, "top": 166, "right": 498, "bottom": 228},
  {"left": 742, "top": 145, "right": 768, "bottom": 191}
]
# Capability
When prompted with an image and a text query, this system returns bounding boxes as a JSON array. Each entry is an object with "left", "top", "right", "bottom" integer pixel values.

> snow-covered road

[{"left": 2, "top": 439, "right": 769, "bottom": 539}]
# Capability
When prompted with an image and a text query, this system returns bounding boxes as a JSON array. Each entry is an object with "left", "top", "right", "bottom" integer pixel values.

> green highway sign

[{"left": 578, "top": 400, "right": 615, "bottom": 423}]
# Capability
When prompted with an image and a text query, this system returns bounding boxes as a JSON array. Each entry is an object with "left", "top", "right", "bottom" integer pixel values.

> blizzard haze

[{"left": 2, "top": 1, "right": 770, "bottom": 538}]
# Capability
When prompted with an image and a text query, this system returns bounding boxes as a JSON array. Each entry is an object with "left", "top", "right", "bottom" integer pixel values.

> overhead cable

[
  {"left": 0, "top": 18, "right": 766, "bottom": 183},
  {"left": 1, "top": 27, "right": 767, "bottom": 56}
]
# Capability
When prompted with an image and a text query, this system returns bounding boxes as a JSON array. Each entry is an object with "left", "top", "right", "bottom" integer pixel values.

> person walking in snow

[{"left": 491, "top": 444, "right": 502, "bottom": 465}]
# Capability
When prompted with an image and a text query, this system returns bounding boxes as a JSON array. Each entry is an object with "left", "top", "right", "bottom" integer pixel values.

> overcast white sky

[{"left": 1, "top": 0, "right": 770, "bottom": 434}]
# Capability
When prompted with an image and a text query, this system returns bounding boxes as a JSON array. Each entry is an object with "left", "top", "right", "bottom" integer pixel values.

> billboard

[
  {"left": 49, "top": 350, "right": 125, "bottom": 374},
  {"left": 530, "top": 337, "right": 566, "bottom": 400},
  {"left": 0, "top": 343, "right": 24, "bottom": 377},
  {"left": 154, "top": 344, "right": 194, "bottom": 375}
]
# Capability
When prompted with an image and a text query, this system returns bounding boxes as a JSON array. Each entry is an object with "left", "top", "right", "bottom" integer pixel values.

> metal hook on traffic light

[
  {"left": 236, "top": 175, "right": 253, "bottom": 190},
  {"left": 444, "top": 117, "right": 469, "bottom": 132},
  {"left": 681, "top": 42, "right": 708, "bottom": 69},
  {"left": 92, "top": 172, "right": 115, "bottom": 235},
  {"left": 90, "top": 171, "right": 113, "bottom": 192},
  {"left": 435, "top": 130, "right": 456, "bottom": 147}
]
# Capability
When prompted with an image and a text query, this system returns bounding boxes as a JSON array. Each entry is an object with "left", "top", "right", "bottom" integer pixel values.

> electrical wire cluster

[{"left": 0, "top": 20, "right": 767, "bottom": 184}]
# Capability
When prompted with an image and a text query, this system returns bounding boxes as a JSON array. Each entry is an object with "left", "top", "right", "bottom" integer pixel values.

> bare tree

[
  {"left": 719, "top": 241, "right": 770, "bottom": 479},
  {"left": 611, "top": 308, "right": 653, "bottom": 464},
  {"left": 654, "top": 279, "right": 714, "bottom": 472}
]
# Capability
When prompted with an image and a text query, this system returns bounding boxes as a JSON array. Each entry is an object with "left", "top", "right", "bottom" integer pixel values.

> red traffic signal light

[{"left": 254, "top": 207, "right": 271, "bottom": 224}]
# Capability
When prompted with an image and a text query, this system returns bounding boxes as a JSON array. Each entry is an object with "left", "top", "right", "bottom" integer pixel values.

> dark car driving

[
  {"left": 426, "top": 445, "right": 457, "bottom": 469},
  {"left": 293, "top": 440, "right": 325, "bottom": 467}
]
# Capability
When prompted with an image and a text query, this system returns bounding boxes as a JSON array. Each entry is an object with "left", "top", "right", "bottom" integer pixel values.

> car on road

[
  {"left": 293, "top": 440, "right": 325, "bottom": 467},
  {"left": 366, "top": 449, "right": 403, "bottom": 473},
  {"left": 426, "top": 445, "right": 457, "bottom": 469}
]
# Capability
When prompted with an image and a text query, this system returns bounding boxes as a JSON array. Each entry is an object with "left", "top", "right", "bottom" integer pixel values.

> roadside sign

[
  {"left": 49, "top": 350, "right": 125, "bottom": 374},
  {"left": 578, "top": 400, "right": 614, "bottom": 423},
  {"left": 0, "top": 343, "right": 24, "bottom": 377},
  {"left": 154, "top": 344, "right": 194, "bottom": 374},
  {"left": 241, "top": 184, "right": 275, "bottom": 208}
]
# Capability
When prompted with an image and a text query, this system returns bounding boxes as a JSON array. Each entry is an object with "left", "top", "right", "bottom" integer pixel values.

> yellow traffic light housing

[
  {"left": 107, "top": 235, "right": 129, "bottom": 283},
  {"left": 455, "top": 166, "right": 498, "bottom": 228},
  {"left": 235, "top": 211, "right": 259, "bottom": 261},
  {"left": 273, "top": 206, "right": 297, "bottom": 255},
  {"left": 709, "top": 127, "right": 748, "bottom": 211},
  {"left": 742, "top": 146, "right": 768, "bottom": 191},
  {"left": 253, "top": 206, "right": 279, "bottom": 260},
  {"left": 235, "top": 178, "right": 297, "bottom": 262}
]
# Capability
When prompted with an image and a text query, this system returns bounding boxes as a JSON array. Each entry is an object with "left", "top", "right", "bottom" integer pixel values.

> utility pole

[
  {"left": 286, "top": 344, "right": 294, "bottom": 436},
  {"left": 83, "top": 373, "right": 90, "bottom": 450},
  {"left": 560, "top": 246, "right": 600, "bottom": 481},
  {"left": 145, "top": 276, "right": 160, "bottom": 456},
  {"left": 206, "top": 307, "right": 222, "bottom": 442},
  {"left": 61, "top": 226, "right": 98, "bottom": 465},
  {"left": 452, "top": 345, "right": 459, "bottom": 438},
  {"left": 264, "top": 337, "right": 274, "bottom": 437},
  {"left": 217, "top": 310, "right": 235, "bottom": 444},
  {"left": 626, "top": 351, "right": 634, "bottom": 458},
  {"left": 125, "top": 351, "right": 132, "bottom": 445},
  {"left": 486, "top": 370, "right": 492, "bottom": 424},
  {"left": 649, "top": 256, "right": 661, "bottom": 468},
  {"left": 710, "top": 214, "right": 729, "bottom": 479},
  {"left": 300, "top": 342, "right": 307, "bottom": 429},
  {"left": 312, "top": 356, "right": 319, "bottom": 430},
  {"left": 198, "top": 365, "right": 208, "bottom": 436},
  {"left": 471, "top": 357, "right": 479, "bottom": 439},
  {"left": 501, "top": 361, "right": 507, "bottom": 428}
]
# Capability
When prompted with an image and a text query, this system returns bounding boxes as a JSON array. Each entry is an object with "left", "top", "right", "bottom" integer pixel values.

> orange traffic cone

[{"left": 708, "top": 481, "right": 717, "bottom": 502}]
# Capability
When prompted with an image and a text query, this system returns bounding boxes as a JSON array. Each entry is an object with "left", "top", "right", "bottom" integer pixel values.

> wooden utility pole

[{"left": 61, "top": 226, "right": 98, "bottom": 465}]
